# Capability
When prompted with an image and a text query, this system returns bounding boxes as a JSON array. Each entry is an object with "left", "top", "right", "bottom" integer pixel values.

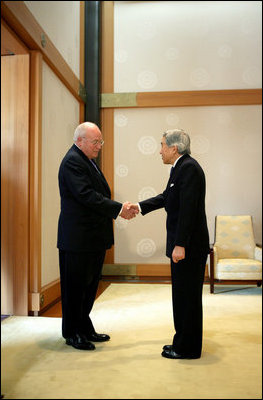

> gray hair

[
  {"left": 163, "top": 129, "right": 191, "bottom": 155},
  {"left": 73, "top": 122, "right": 91, "bottom": 142}
]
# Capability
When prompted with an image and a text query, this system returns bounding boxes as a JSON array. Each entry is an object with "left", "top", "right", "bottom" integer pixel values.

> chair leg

[{"left": 209, "top": 247, "right": 215, "bottom": 294}]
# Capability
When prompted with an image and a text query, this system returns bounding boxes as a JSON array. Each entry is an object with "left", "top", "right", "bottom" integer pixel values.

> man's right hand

[{"left": 120, "top": 202, "right": 139, "bottom": 220}]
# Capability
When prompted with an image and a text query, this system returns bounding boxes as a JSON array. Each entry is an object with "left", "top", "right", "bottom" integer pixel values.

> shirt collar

[{"left": 173, "top": 154, "right": 184, "bottom": 168}]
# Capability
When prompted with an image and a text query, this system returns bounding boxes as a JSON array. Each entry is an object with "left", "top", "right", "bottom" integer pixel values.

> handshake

[{"left": 119, "top": 202, "right": 140, "bottom": 220}]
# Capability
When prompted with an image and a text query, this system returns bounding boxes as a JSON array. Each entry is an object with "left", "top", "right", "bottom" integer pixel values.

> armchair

[{"left": 209, "top": 215, "right": 262, "bottom": 293}]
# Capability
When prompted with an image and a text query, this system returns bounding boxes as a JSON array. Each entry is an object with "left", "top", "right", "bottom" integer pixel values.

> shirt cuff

[{"left": 119, "top": 205, "right": 124, "bottom": 216}]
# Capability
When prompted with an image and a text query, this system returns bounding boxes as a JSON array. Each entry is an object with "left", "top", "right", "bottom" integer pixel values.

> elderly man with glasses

[{"left": 57, "top": 122, "right": 138, "bottom": 350}]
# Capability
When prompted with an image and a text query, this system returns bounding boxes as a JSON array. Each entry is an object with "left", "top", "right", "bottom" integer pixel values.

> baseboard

[
  {"left": 28, "top": 279, "right": 61, "bottom": 315},
  {"left": 102, "top": 263, "right": 209, "bottom": 278}
]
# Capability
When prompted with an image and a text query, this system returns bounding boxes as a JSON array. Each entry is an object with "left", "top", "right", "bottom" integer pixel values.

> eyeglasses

[{"left": 82, "top": 138, "right": 104, "bottom": 146}]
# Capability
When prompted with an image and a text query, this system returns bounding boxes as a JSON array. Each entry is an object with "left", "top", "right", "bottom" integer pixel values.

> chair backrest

[{"left": 215, "top": 215, "right": 256, "bottom": 259}]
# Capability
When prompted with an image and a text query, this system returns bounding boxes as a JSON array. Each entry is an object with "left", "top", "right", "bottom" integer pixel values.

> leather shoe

[
  {"left": 163, "top": 344, "right": 173, "bottom": 351},
  {"left": 161, "top": 348, "right": 199, "bottom": 359},
  {"left": 66, "top": 333, "right": 95, "bottom": 350},
  {"left": 85, "top": 332, "right": 110, "bottom": 342}
]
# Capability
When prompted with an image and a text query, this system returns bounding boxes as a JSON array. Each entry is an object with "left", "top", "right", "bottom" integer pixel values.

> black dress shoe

[
  {"left": 163, "top": 344, "right": 173, "bottom": 351},
  {"left": 66, "top": 333, "right": 95, "bottom": 350},
  {"left": 161, "top": 348, "right": 199, "bottom": 359},
  {"left": 85, "top": 332, "right": 110, "bottom": 342}
]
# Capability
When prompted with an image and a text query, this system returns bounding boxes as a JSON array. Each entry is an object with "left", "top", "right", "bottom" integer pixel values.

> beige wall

[
  {"left": 113, "top": 1, "right": 262, "bottom": 264},
  {"left": 114, "top": 106, "right": 262, "bottom": 263},
  {"left": 25, "top": 1, "right": 80, "bottom": 78},
  {"left": 114, "top": 1, "right": 262, "bottom": 91},
  {"left": 41, "top": 62, "right": 79, "bottom": 286}
]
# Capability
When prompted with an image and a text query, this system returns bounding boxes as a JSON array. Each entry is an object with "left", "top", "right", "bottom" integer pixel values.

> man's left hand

[{"left": 172, "top": 246, "right": 185, "bottom": 263}]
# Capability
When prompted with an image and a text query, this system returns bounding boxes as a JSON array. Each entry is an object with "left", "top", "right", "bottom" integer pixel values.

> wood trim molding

[
  {"left": 1, "top": 17, "right": 28, "bottom": 55},
  {"left": 101, "top": 89, "right": 262, "bottom": 109},
  {"left": 29, "top": 279, "right": 61, "bottom": 313},
  {"left": 136, "top": 264, "right": 171, "bottom": 276},
  {"left": 40, "top": 279, "right": 61, "bottom": 313},
  {"left": 101, "top": 1, "right": 114, "bottom": 94},
  {"left": 137, "top": 89, "right": 262, "bottom": 108},
  {"left": 101, "top": 0, "right": 114, "bottom": 181},
  {"left": 101, "top": 1, "right": 114, "bottom": 264},
  {"left": 1, "top": 0, "right": 84, "bottom": 103},
  {"left": 102, "top": 263, "right": 209, "bottom": 279},
  {"left": 102, "top": 264, "right": 171, "bottom": 277},
  {"left": 29, "top": 51, "right": 42, "bottom": 297}
]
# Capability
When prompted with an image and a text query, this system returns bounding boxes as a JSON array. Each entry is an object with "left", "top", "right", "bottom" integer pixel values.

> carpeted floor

[{"left": 1, "top": 284, "right": 262, "bottom": 399}]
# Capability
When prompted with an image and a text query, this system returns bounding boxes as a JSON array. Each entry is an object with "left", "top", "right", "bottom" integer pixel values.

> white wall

[
  {"left": 41, "top": 62, "right": 79, "bottom": 286},
  {"left": 25, "top": 1, "right": 80, "bottom": 78},
  {"left": 114, "top": 1, "right": 262, "bottom": 92}
]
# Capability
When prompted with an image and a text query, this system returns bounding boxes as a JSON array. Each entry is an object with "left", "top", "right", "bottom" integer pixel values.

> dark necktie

[
  {"left": 90, "top": 159, "right": 101, "bottom": 174},
  {"left": 170, "top": 166, "right": 174, "bottom": 177}
]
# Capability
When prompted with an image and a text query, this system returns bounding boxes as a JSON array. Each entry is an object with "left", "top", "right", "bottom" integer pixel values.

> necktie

[
  {"left": 90, "top": 159, "right": 101, "bottom": 174},
  {"left": 170, "top": 166, "right": 174, "bottom": 177}
]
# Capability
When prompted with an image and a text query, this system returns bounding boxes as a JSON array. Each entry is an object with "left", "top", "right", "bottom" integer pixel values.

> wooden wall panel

[
  {"left": 136, "top": 89, "right": 262, "bottom": 108},
  {"left": 29, "top": 51, "right": 42, "bottom": 308},
  {"left": 1, "top": 17, "right": 28, "bottom": 55},
  {"left": 101, "top": 89, "right": 262, "bottom": 109},
  {"left": 101, "top": 1, "right": 114, "bottom": 264},
  {"left": 101, "top": 1, "right": 114, "bottom": 94},
  {"left": 1, "top": 54, "right": 30, "bottom": 315}
]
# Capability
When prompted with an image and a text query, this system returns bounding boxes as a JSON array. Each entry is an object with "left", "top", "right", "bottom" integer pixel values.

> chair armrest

[
  {"left": 209, "top": 245, "right": 218, "bottom": 276},
  {"left": 255, "top": 246, "right": 262, "bottom": 262},
  {"left": 209, "top": 245, "right": 218, "bottom": 293},
  {"left": 213, "top": 245, "right": 218, "bottom": 265}
]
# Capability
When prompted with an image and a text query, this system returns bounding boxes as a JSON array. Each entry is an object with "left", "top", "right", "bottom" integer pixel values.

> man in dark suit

[
  {"left": 57, "top": 122, "right": 137, "bottom": 350},
  {"left": 130, "top": 129, "right": 209, "bottom": 359}
]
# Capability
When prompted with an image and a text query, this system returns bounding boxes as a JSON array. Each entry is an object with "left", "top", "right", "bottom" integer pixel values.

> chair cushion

[
  {"left": 255, "top": 246, "right": 262, "bottom": 262},
  {"left": 215, "top": 258, "right": 262, "bottom": 280},
  {"left": 215, "top": 215, "right": 255, "bottom": 259}
]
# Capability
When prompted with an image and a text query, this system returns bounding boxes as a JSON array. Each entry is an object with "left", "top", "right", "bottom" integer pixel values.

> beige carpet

[{"left": 1, "top": 284, "right": 262, "bottom": 399}]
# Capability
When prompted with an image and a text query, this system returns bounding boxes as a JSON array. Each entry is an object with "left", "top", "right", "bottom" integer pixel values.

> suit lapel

[
  {"left": 89, "top": 159, "right": 111, "bottom": 194},
  {"left": 72, "top": 145, "right": 111, "bottom": 195},
  {"left": 170, "top": 154, "right": 189, "bottom": 178},
  {"left": 165, "top": 154, "right": 190, "bottom": 191}
]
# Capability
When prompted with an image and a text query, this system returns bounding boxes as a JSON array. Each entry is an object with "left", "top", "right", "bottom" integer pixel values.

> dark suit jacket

[
  {"left": 57, "top": 144, "right": 122, "bottom": 252},
  {"left": 139, "top": 154, "right": 210, "bottom": 258}
]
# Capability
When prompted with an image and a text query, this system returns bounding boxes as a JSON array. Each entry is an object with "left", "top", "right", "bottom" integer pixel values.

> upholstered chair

[{"left": 209, "top": 215, "right": 262, "bottom": 293}]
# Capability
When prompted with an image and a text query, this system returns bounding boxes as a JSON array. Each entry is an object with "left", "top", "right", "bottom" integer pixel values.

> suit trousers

[
  {"left": 171, "top": 252, "right": 207, "bottom": 357},
  {"left": 59, "top": 249, "right": 106, "bottom": 338}
]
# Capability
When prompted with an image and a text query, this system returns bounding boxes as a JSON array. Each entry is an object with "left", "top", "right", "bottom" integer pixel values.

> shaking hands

[{"left": 120, "top": 202, "right": 140, "bottom": 220}]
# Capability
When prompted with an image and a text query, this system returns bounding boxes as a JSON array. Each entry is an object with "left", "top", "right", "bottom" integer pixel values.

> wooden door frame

[{"left": 1, "top": 32, "right": 30, "bottom": 315}]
